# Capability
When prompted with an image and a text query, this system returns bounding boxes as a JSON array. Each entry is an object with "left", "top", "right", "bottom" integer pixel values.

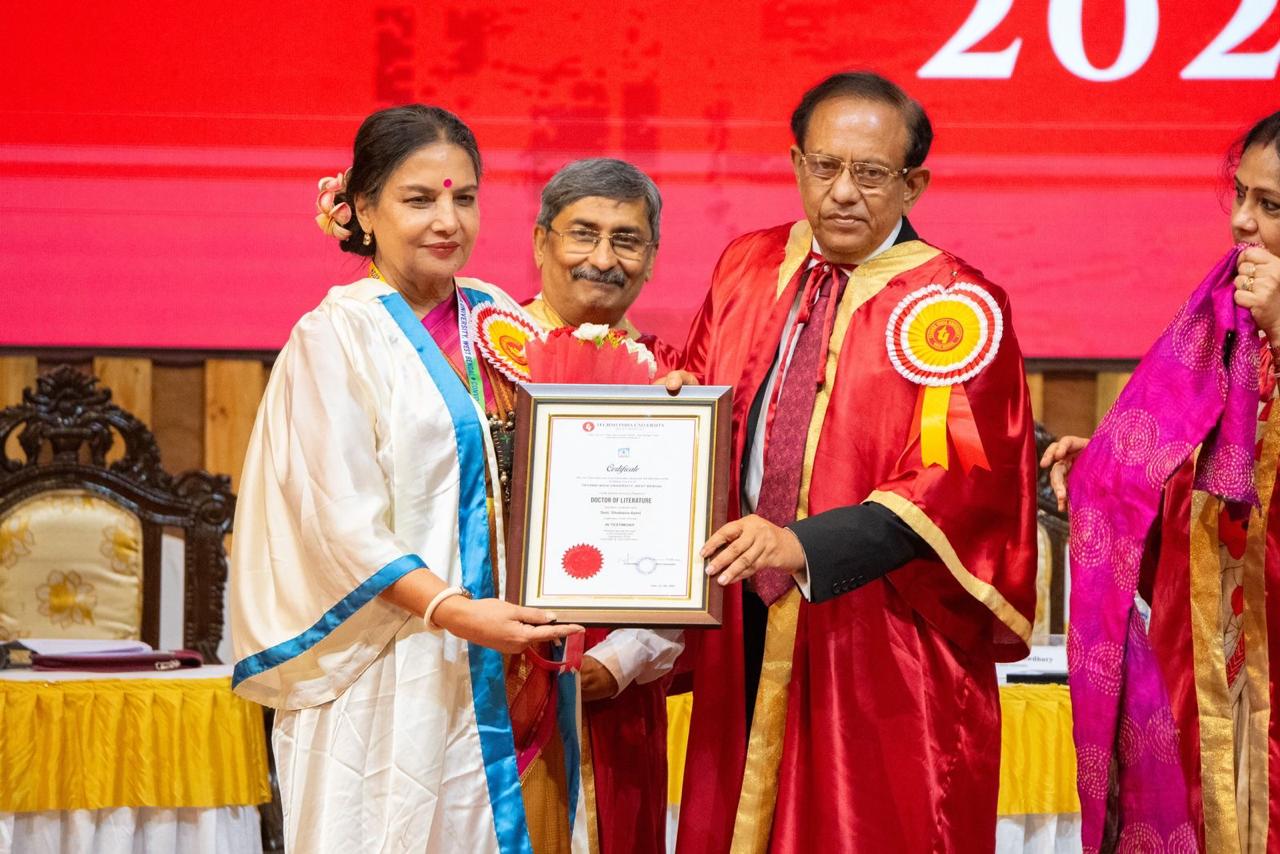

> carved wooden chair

[
  {"left": 0, "top": 366, "right": 233, "bottom": 661},
  {"left": 0, "top": 367, "right": 305, "bottom": 850}
]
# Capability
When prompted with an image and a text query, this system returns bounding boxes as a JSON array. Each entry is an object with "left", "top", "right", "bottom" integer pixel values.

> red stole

[
  {"left": 582, "top": 629, "right": 670, "bottom": 854},
  {"left": 1143, "top": 404, "right": 1280, "bottom": 852},
  {"left": 676, "top": 222, "right": 1037, "bottom": 853}
]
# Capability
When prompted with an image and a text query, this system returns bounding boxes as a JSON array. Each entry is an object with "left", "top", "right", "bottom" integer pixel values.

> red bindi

[{"left": 443, "top": 178, "right": 453, "bottom": 188}]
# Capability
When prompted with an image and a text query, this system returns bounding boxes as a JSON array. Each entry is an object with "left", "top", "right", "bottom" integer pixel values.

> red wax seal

[{"left": 562, "top": 544, "right": 603, "bottom": 579}]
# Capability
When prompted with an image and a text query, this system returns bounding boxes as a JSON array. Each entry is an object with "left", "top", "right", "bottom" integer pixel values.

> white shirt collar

[{"left": 810, "top": 218, "right": 903, "bottom": 268}]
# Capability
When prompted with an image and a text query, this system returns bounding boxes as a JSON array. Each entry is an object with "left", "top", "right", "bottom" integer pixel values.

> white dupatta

[{"left": 229, "top": 277, "right": 586, "bottom": 853}]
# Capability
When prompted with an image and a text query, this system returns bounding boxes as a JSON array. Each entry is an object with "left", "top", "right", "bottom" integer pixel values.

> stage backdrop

[{"left": 5, "top": 1, "right": 1280, "bottom": 357}]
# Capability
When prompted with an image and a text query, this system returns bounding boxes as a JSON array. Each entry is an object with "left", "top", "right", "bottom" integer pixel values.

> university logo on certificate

[{"left": 505, "top": 384, "right": 730, "bottom": 626}]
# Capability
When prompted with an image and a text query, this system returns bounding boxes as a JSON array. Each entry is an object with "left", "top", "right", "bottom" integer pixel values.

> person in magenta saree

[{"left": 1046, "top": 111, "right": 1280, "bottom": 851}]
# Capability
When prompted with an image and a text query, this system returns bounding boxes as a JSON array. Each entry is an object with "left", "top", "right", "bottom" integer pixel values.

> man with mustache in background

[
  {"left": 526, "top": 158, "right": 681, "bottom": 373},
  {"left": 524, "top": 157, "right": 683, "bottom": 854}
]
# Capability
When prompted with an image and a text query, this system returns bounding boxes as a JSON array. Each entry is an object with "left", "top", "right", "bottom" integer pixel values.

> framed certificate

[{"left": 505, "top": 384, "right": 731, "bottom": 626}]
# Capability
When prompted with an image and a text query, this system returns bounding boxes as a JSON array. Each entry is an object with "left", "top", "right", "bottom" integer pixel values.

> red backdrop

[{"left": 5, "top": 1, "right": 1279, "bottom": 357}]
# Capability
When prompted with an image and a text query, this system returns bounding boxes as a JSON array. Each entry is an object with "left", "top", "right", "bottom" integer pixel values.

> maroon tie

[{"left": 749, "top": 259, "right": 848, "bottom": 605}]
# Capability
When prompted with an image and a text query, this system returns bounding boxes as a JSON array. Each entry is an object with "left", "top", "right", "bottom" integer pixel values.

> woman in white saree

[{"left": 229, "top": 105, "right": 587, "bottom": 854}]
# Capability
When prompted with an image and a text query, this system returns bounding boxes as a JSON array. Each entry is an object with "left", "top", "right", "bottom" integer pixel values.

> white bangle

[{"left": 423, "top": 586, "right": 472, "bottom": 631}]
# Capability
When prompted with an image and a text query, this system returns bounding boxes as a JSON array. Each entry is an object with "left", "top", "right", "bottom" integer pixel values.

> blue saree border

[
  {"left": 379, "top": 290, "right": 533, "bottom": 854},
  {"left": 553, "top": 649, "right": 582, "bottom": 826},
  {"left": 231, "top": 553, "right": 426, "bottom": 687}
]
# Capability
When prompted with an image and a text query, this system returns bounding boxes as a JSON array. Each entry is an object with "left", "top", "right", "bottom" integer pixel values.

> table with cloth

[
  {"left": 0, "top": 664, "right": 271, "bottom": 853},
  {"left": 666, "top": 684, "right": 1079, "bottom": 853}
]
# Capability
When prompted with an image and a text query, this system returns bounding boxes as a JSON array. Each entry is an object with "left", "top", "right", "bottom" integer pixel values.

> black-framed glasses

[
  {"left": 800, "top": 153, "right": 910, "bottom": 189},
  {"left": 548, "top": 227, "right": 655, "bottom": 260}
]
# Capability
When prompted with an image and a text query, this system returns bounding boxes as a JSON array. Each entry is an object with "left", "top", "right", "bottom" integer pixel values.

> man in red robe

[
  {"left": 524, "top": 157, "right": 683, "bottom": 854},
  {"left": 668, "top": 71, "right": 1038, "bottom": 853}
]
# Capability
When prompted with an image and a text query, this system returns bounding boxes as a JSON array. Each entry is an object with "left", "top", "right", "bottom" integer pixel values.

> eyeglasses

[
  {"left": 548, "top": 227, "right": 654, "bottom": 261},
  {"left": 799, "top": 153, "right": 910, "bottom": 189}
]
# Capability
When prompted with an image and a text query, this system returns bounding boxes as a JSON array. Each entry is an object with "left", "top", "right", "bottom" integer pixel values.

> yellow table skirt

[
  {"left": 0, "top": 676, "right": 271, "bottom": 812},
  {"left": 997, "top": 684, "right": 1078, "bottom": 815},
  {"left": 666, "top": 683, "right": 1078, "bottom": 816}
]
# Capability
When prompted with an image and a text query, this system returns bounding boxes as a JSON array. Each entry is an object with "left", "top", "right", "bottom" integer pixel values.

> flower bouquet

[
  {"left": 523, "top": 323, "right": 657, "bottom": 384},
  {"left": 468, "top": 309, "right": 658, "bottom": 507}
]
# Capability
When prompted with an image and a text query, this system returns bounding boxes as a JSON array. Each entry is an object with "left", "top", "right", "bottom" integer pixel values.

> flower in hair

[{"left": 315, "top": 169, "right": 353, "bottom": 240}]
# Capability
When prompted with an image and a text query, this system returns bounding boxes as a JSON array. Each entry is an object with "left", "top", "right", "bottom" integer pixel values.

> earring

[{"left": 363, "top": 232, "right": 372, "bottom": 247}]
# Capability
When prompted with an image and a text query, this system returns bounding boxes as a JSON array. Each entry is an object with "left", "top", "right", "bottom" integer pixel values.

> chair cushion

[{"left": 0, "top": 490, "right": 143, "bottom": 641}]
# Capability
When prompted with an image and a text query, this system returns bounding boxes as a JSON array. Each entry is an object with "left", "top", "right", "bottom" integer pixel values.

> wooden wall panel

[
  {"left": 1040, "top": 372, "right": 1099, "bottom": 441},
  {"left": 3, "top": 350, "right": 1127, "bottom": 487},
  {"left": 0, "top": 357, "right": 37, "bottom": 408},
  {"left": 1026, "top": 372, "right": 1044, "bottom": 422},
  {"left": 152, "top": 365, "right": 204, "bottom": 475},
  {"left": 0, "top": 357, "right": 38, "bottom": 461},
  {"left": 94, "top": 358, "right": 153, "bottom": 463},
  {"left": 37, "top": 356, "right": 92, "bottom": 378},
  {"left": 204, "top": 360, "right": 267, "bottom": 490},
  {"left": 1094, "top": 371, "right": 1133, "bottom": 427},
  {"left": 93, "top": 358, "right": 153, "bottom": 426}
]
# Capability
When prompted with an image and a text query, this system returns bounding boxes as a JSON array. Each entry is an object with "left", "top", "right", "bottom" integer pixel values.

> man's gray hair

[{"left": 536, "top": 158, "right": 662, "bottom": 243}]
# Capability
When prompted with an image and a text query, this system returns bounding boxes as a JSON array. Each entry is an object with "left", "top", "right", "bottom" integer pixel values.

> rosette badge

[
  {"left": 472, "top": 305, "right": 537, "bottom": 382},
  {"left": 885, "top": 282, "right": 1002, "bottom": 472}
]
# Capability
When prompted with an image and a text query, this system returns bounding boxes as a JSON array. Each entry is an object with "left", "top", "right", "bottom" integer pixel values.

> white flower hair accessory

[{"left": 315, "top": 169, "right": 354, "bottom": 240}]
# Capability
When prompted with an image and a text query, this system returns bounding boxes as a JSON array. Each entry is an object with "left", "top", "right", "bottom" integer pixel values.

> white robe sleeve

[
  {"left": 263, "top": 309, "right": 413, "bottom": 584},
  {"left": 230, "top": 304, "right": 434, "bottom": 709},
  {"left": 584, "top": 629, "right": 685, "bottom": 696}
]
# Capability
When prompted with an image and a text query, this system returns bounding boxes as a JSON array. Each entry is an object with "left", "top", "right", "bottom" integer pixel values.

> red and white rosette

[
  {"left": 885, "top": 283, "right": 1002, "bottom": 471},
  {"left": 472, "top": 304, "right": 538, "bottom": 383}
]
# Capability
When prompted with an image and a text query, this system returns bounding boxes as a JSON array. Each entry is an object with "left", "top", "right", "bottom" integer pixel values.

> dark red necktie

[{"left": 750, "top": 258, "right": 848, "bottom": 605}]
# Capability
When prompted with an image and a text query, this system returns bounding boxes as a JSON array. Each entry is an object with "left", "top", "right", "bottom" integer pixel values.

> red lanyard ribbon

[{"left": 523, "top": 631, "right": 585, "bottom": 674}]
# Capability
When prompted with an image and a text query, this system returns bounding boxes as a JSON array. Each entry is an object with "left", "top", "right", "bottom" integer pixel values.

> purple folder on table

[{"left": 32, "top": 649, "right": 204, "bottom": 672}]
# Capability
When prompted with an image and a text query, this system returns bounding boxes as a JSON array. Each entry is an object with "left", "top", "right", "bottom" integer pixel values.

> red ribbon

[
  {"left": 523, "top": 631, "right": 585, "bottom": 674},
  {"left": 946, "top": 384, "right": 990, "bottom": 473},
  {"left": 906, "top": 384, "right": 991, "bottom": 474}
]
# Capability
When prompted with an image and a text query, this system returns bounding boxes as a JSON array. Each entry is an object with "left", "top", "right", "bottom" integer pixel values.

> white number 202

[
  {"left": 918, "top": 0, "right": 1279, "bottom": 82},
  {"left": 1181, "top": 0, "right": 1280, "bottom": 79}
]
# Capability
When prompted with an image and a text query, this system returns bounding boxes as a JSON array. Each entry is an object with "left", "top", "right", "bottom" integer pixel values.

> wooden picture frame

[{"left": 505, "top": 383, "right": 730, "bottom": 626}]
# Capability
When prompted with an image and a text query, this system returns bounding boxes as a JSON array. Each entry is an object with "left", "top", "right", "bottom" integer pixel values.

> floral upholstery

[{"left": 0, "top": 489, "right": 143, "bottom": 642}]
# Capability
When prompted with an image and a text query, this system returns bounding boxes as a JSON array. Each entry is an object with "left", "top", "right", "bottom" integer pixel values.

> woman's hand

[
  {"left": 1234, "top": 247, "right": 1280, "bottom": 344},
  {"left": 1039, "top": 435, "right": 1090, "bottom": 512},
  {"left": 433, "top": 596, "right": 584, "bottom": 654}
]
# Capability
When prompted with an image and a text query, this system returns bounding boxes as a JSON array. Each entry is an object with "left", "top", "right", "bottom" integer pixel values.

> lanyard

[
  {"left": 370, "top": 263, "right": 485, "bottom": 409},
  {"left": 454, "top": 291, "right": 486, "bottom": 410}
]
